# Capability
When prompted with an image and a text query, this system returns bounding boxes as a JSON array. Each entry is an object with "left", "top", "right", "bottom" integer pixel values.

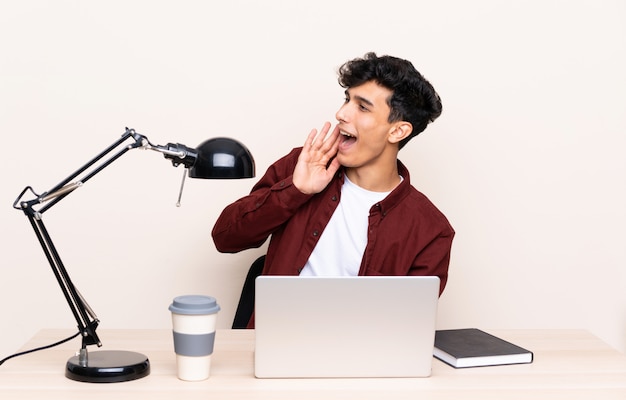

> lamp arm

[
  {"left": 23, "top": 210, "right": 102, "bottom": 349},
  {"left": 12, "top": 127, "right": 189, "bottom": 351}
]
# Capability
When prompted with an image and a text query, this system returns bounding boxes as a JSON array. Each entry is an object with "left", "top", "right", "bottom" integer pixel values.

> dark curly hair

[{"left": 337, "top": 52, "right": 442, "bottom": 149}]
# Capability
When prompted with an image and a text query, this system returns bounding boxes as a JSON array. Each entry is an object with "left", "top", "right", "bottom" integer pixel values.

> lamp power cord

[{"left": 0, "top": 331, "right": 81, "bottom": 366}]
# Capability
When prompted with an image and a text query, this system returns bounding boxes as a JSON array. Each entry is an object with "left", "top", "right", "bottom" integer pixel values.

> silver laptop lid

[{"left": 254, "top": 276, "right": 440, "bottom": 378}]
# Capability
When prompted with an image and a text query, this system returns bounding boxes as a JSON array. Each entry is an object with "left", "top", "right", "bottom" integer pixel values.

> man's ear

[{"left": 388, "top": 122, "right": 413, "bottom": 144}]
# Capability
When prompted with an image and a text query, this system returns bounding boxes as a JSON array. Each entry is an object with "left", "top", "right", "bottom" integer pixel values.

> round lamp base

[{"left": 66, "top": 350, "right": 150, "bottom": 383}]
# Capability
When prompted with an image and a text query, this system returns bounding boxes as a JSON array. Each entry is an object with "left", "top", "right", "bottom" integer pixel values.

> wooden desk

[{"left": 1, "top": 329, "right": 625, "bottom": 399}]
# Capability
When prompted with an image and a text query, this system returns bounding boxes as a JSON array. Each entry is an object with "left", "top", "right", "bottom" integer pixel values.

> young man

[{"left": 212, "top": 53, "right": 454, "bottom": 326}]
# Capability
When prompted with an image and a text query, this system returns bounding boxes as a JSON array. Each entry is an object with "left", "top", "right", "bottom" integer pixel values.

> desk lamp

[{"left": 12, "top": 128, "right": 254, "bottom": 383}]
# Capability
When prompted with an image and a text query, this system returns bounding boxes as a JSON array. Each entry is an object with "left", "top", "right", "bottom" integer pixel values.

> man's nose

[{"left": 335, "top": 103, "right": 349, "bottom": 123}]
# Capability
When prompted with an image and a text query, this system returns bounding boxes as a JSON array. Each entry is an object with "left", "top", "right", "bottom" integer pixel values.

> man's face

[{"left": 335, "top": 81, "right": 397, "bottom": 169}]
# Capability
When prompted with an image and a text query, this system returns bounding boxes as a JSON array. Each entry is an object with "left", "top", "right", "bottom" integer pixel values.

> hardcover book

[{"left": 434, "top": 328, "right": 533, "bottom": 368}]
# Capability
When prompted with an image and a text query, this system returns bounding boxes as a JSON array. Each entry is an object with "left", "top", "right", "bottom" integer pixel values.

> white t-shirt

[{"left": 299, "top": 175, "right": 394, "bottom": 276}]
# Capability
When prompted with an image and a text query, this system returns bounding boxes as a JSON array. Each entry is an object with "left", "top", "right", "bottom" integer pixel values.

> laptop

[{"left": 254, "top": 275, "right": 440, "bottom": 378}]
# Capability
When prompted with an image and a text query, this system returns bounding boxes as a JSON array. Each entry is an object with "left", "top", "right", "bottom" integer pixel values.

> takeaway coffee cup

[{"left": 169, "top": 295, "right": 221, "bottom": 381}]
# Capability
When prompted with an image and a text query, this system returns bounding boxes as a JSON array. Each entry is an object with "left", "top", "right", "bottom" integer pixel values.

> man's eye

[
  {"left": 359, "top": 104, "right": 369, "bottom": 111},
  {"left": 343, "top": 96, "right": 350, "bottom": 103}
]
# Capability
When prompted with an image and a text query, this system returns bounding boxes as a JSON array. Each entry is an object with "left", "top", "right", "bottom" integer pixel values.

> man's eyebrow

[{"left": 345, "top": 90, "right": 374, "bottom": 107}]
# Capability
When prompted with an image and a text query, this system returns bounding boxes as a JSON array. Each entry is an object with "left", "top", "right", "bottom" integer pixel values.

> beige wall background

[{"left": 1, "top": 0, "right": 624, "bottom": 359}]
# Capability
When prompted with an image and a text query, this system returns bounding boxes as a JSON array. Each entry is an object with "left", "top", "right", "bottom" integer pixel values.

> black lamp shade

[{"left": 189, "top": 137, "right": 255, "bottom": 179}]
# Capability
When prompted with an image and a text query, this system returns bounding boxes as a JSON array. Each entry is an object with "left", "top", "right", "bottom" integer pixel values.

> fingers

[
  {"left": 302, "top": 122, "right": 340, "bottom": 163},
  {"left": 318, "top": 121, "right": 332, "bottom": 142},
  {"left": 294, "top": 123, "right": 340, "bottom": 195},
  {"left": 323, "top": 124, "right": 341, "bottom": 149},
  {"left": 307, "top": 122, "right": 332, "bottom": 148},
  {"left": 322, "top": 125, "right": 340, "bottom": 158},
  {"left": 303, "top": 127, "right": 319, "bottom": 151},
  {"left": 312, "top": 122, "right": 340, "bottom": 146}
]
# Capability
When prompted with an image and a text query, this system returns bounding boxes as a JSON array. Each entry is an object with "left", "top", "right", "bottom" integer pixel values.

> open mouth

[{"left": 339, "top": 130, "right": 357, "bottom": 149}]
